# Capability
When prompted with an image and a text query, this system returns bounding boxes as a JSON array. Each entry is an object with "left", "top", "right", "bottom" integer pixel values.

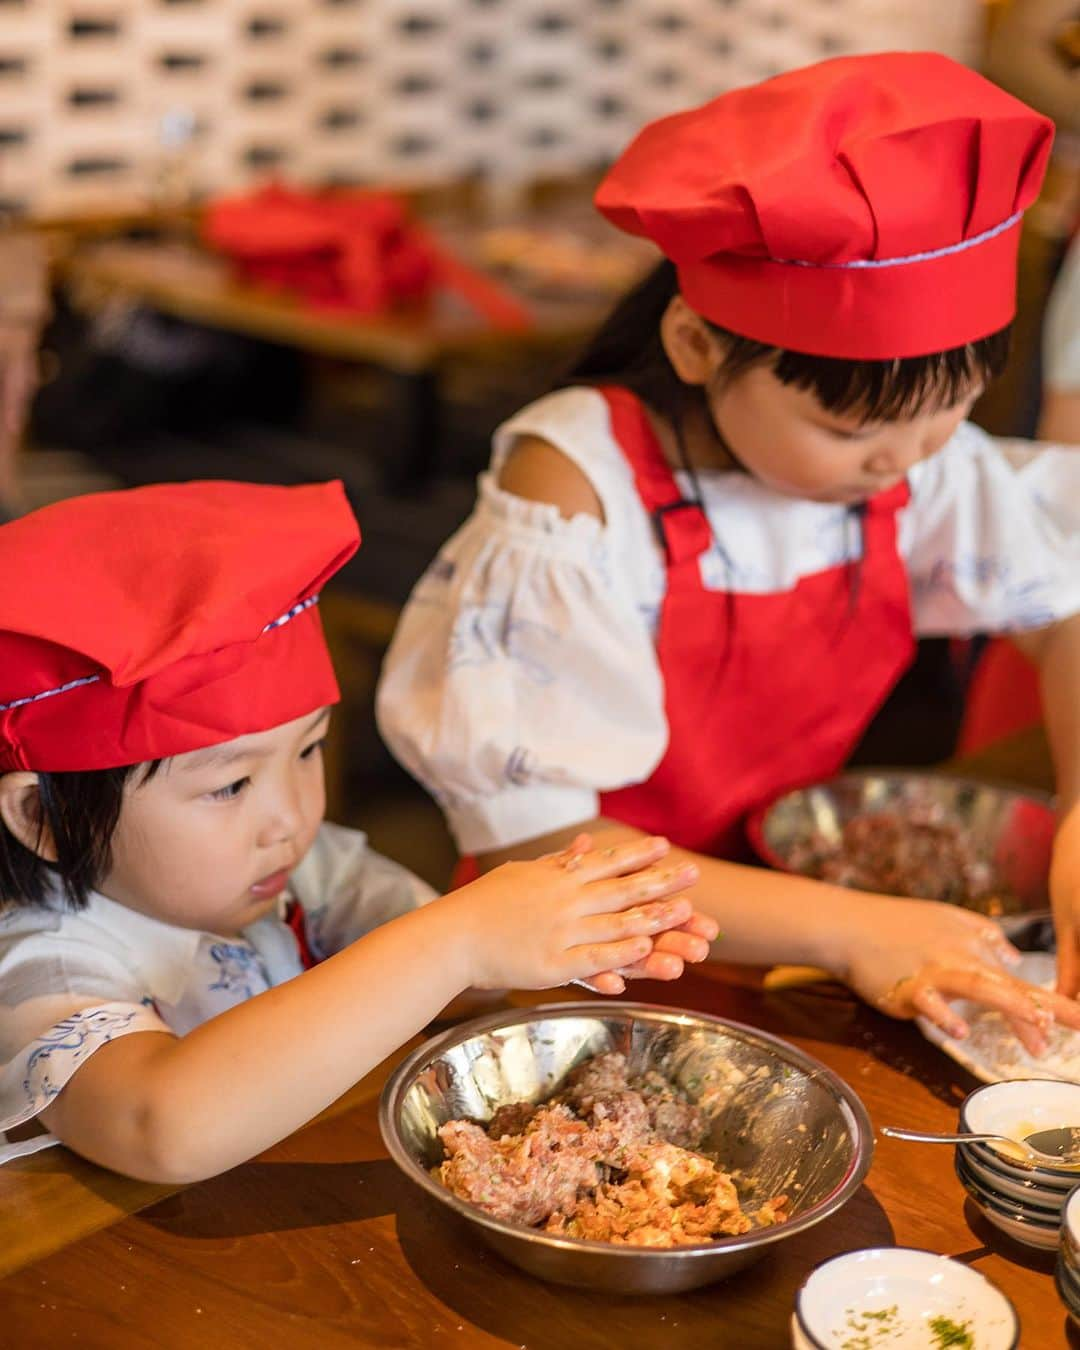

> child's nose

[
  {"left": 260, "top": 786, "right": 305, "bottom": 846},
  {"left": 864, "top": 437, "right": 927, "bottom": 477}
]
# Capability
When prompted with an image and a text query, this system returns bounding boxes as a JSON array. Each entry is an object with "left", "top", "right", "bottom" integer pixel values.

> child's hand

[
  {"left": 446, "top": 834, "right": 700, "bottom": 992},
  {"left": 579, "top": 909, "right": 720, "bottom": 995},
  {"left": 842, "top": 895, "right": 1080, "bottom": 1055}
]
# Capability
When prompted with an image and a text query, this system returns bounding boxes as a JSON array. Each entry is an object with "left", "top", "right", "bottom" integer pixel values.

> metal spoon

[
  {"left": 1023, "top": 1126, "right": 1080, "bottom": 1163},
  {"left": 882, "top": 1124, "right": 1080, "bottom": 1167}
]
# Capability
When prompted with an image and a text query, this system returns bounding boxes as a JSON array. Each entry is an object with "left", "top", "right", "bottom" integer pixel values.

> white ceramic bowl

[
  {"left": 1055, "top": 1256, "right": 1080, "bottom": 1330},
  {"left": 955, "top": 1162, "right": 1062, "bottom": 1252},
  {"left": 1058, "top": 1252, "right": 1080, "bottom": 1303},
  {"left": 965, "top": 1138, "right": 1079, "bottom": 1191},
  {"left": 958, "top": 1145, "right": 1068, "bottom": 1212},
  {"left": 1064, "top": 1184, "right": 1080, "bottom": 1249},
  {"left": 792, "top": 1248, "right": 1019, "bottom": 1349},
  {"left": 965, "top": 1198, "right": 1060, "bottom": 1251},
  {"left": 960, "top": 1080, "right": 1080, "bottom": 1181},
  {"left": 955, "top": 1152, "right": 1062, "bottom": 1222},
  {"left": 1062, "top": 1185, "right": 1080, "bottom": 1272}
]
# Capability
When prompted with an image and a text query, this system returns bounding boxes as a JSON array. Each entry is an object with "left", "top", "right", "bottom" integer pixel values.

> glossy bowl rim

[
  {"left": 1063, "top": 1183, "right": 1080, "bottom": 1245},
  {"left": 747, "top": 769, "right": 1055, "bottom": 883},
  {"left": 379, "top": 1000, "right": 874, "bottom": 1262},
  {"left": 957, "top": 1145, "right": 1068, "bottom": 1211},
  {"left": 1055, "top": 1257, "right": 1080, "bottom": 1316},
  {"left": 793, "top": 1245, "right": 1020, "bottom": 1350},
  {"left": 955, "top": 1152, "right": 1063, "bottom": 1220},
  {"left": 955, "top": 1153, "right": 1062, "bottom": 1229},
  {"left": 962, "top": 1138, "right": 1080, "bottom": 1190},
  {"left": 1058, "top": 1248, "right": 1080, "bottom": 1296}
]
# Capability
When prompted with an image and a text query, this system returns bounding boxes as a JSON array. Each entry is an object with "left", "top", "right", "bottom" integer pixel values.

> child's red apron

[{"left": 597, "top": 385, "right": 916, "bottom": 858}]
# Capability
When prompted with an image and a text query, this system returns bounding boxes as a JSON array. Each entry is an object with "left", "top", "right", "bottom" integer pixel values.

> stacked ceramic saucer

[
  {"left": 1056, "top": 1186, "right": 1080, "bottom": 1330},
  {"left": 953, "top": 1080, "right": 1080, "bottom": 1251}
]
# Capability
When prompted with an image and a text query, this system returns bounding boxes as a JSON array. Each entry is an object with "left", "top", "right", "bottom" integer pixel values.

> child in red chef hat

[
  {"left": 378, "top": 53, "right": 1080, "bottom": 1044},
  {"left": 0, "top": 480, "right": 711, "bottom": 1179}
]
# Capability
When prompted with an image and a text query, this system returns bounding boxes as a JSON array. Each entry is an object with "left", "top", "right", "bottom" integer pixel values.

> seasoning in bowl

[
  {"left": 928, "top": 1316, "right": 974, "bottom": 1349},
  {"left": 795, "top": 1248, "right": 1019, "bottom": 1350},
  {"left": 435, "top": 1051, "right": 789, "bottom": 1247}
]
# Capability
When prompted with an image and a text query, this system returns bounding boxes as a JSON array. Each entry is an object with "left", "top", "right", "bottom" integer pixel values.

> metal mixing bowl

[
  {"left": 379, "top": 1002, "right": 873, "bottom": 1294},
  {"left": 747, "top": 771, "right": 1055, "bottom": 936}
]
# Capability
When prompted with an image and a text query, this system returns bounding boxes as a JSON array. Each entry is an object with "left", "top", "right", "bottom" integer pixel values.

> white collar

[{"left": 72, "top": 886, "right": 207, "bottom": 1008}]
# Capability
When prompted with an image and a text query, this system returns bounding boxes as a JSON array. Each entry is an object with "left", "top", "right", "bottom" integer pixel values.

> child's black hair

[
  {"left": 563, "top": 258, "right": 1012, "bottom": 636},
  {"left": 0, "top": 761, "right": 161, "bottom": 910},
  {"left": 565, "top": 258, "right": 1011, "bottom": 439}
]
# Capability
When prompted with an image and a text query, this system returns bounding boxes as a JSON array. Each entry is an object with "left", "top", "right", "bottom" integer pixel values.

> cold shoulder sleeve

[{"left": 376, "top": 477, "right": 667, "bottom": 853}]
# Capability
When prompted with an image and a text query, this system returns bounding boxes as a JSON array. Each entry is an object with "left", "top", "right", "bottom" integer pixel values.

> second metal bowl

[{"left": 748, "top": 771, "right": 1055, "bottom": 935}]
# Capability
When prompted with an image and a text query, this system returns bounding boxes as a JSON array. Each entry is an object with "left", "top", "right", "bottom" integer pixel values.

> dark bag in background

[{"left": 30, "top": 293, "right": 304, "bottom": 454}]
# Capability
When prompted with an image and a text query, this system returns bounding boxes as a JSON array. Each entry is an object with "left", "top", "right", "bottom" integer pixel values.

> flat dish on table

[
  {"left": 918, "top": 954, "right": 1080, "bottom": 1083},
  {"left": 436, "top": 1051, "right": 788, "bottom": 1248}
]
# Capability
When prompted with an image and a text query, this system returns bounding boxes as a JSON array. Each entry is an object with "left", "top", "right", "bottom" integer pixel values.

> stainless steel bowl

[
  {"left": 379, "top": 1002, "right": 873, "bottom": 1294},
  {"left": 748, "top": 771, "right": 1055, "bottom": 936}
]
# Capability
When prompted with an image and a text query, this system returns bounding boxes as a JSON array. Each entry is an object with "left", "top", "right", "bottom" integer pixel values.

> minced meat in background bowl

[
  {"left": 748, "top": 771, "right": 1055, "bottom": 938},
  {"left": 379, "top": 1003, "right": 873, "bottom": 1294}
]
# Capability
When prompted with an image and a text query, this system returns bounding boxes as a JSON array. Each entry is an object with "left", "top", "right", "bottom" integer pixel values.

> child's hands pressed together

[
  {"left": 581, "top": 905, "right": 720, "bottom": 995},
  {"left": 444, "top": 833, "right": 703, "bottom": 993}
]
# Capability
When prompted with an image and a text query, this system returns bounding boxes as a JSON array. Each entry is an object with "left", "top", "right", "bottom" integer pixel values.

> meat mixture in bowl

[
  {"left": 787, "top": 806, "right": 1000, "bottom": 908},
  {"left": 435, "top": 1052, "right": 788, "bottom": 1248}
]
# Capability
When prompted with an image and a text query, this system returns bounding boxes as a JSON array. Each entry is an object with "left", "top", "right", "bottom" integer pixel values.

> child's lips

[{"left": 250, "top": 868, "right": 292, "bottom": 899}]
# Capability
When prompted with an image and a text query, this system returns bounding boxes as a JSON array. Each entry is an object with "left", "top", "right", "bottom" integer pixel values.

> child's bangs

[{"left": 771, "top": 329, "right": 1012, "bottom": 425}]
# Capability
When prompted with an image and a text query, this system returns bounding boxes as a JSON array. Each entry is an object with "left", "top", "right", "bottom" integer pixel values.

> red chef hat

[
  {"left": 595, "top": 52, "right": 1053, "bottom": 358},
  {"left": 0, "top": 480, "right": 359, "bottom": 772}
]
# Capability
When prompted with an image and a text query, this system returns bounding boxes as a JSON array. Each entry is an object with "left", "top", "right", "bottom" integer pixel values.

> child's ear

[
  {"left": 0, "top": 773, "right": 57, "bottom": 861},
  {"left": 659, "top": 295, "right": 724, "bottom": 386}
]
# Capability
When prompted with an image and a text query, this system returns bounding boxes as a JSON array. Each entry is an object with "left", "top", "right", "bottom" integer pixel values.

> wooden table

[
  {"left": 0, "top": 728, "right": 1074, "bottom": 1348},
  {"left": 54, "top": 203, "right": 643, "bottom": 493}
]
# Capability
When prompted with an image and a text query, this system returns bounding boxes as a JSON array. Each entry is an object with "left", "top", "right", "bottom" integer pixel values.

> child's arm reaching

[
  {"left": 37, "top": 836, "right": 697, "bottom": 1183},
  {"left": 479, "top": 819, "right": 1080, "bottom": 1052}
]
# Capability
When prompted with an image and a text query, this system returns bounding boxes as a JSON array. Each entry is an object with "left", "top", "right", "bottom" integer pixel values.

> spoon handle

[{"left": 881, "top": 1126, "right": 988, "bottom": 1146}]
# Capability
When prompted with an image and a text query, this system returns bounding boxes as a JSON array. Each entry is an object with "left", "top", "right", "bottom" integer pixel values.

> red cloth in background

[
  {"left": 203, "top": 183, "right": 531, "bottom": 331},
  {"left": 957, "top": 638, "right": 1042, "bottom": 754}
]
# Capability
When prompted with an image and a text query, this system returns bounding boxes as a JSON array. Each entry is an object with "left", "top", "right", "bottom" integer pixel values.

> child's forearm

[
  {"left": 480, "top": 817, "right": 860, "bottom": 973},
  {"left": 41, "top": 901, "right": 472, "bottom": 1183}
]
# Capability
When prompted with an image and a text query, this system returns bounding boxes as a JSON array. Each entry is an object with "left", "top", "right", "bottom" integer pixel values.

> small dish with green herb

[{"left": 793, "top": 1248, "right": 1019, "bottom": 1349}]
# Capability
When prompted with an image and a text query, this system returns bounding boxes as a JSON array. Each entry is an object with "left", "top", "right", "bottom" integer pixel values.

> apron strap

[
  {"left": 864, "top": 478, "right": 912, "bottom": 516},
  {"left": 651, "top": 499, "right": 715, "bottom": 565},
  {"left": 598, "top": 386, "right": 713, "bottom": 566},
  {"left": 283, "top": 898, "right": 320, "bottom": 970}
]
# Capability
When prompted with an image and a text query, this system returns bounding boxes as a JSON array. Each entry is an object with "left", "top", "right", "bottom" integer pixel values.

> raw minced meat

[
  {"left": 435, "top": 1051, "right": 788, "bottom": 1247},
  {"left": 787, "top": 807, "right": 1001, "bottom": 908},
  {"left": 438, "top": 1105, "right": 600, "bottom": 1227}
]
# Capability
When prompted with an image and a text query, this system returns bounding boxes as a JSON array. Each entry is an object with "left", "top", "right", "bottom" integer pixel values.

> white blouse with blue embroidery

[
  {"left": 376, "top": 386, "right": 1080, "bottom": 855},
  {"left": 0, "top": 821, "right": 433, "bottom": 1144}
]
